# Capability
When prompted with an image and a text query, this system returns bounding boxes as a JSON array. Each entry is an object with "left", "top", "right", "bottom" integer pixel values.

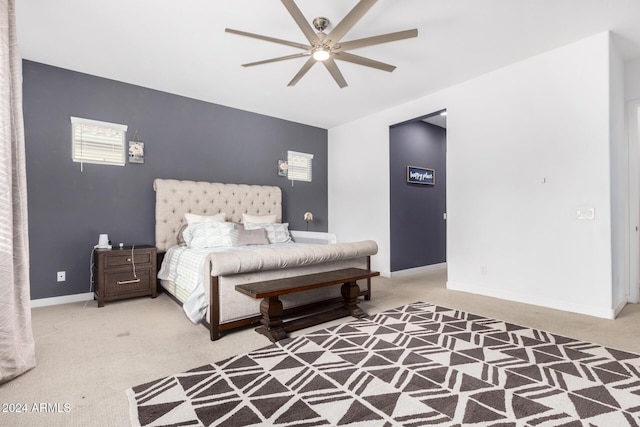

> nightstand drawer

[
  {"left": 104, "top": 270, "right": 151, "bottom": 296},
  {"left": 94, "top": 245, "right": 157, "bottom": 307},
  {"left": 105, "top": 251, "right": 152, "bottom": 268}
]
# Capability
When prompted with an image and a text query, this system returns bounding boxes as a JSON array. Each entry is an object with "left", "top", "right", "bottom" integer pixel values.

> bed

[{"left": 153, "top": 179, "right": 378, "bottom": 340}]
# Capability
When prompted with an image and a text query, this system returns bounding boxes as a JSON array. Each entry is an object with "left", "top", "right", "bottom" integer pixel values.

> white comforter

[{"left": 157, "top": 241, "right": 378, "bottom": 323}]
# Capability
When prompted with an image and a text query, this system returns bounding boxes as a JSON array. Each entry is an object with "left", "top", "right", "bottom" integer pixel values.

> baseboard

[
  {"left": 391, "top": 263, "right": 447, "bottom": 278},
  {"left": 31, "top": 292, "right": 94, "bottom": 308},
  {"left": 613, "top": 296, "right": 628, "bottom": 317},
  {"left": 446, "top": 281, "right": 616, "bottom": 320}
]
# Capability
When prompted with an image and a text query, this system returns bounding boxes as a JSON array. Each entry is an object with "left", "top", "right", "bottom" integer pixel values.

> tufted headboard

[{"left": 153, "top": 179, "right": 282, "bottom": 252}]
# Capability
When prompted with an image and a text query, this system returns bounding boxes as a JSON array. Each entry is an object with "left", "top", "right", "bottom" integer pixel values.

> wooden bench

[{"left": 235, "top": 268, "right": 380, "bottom": 342}]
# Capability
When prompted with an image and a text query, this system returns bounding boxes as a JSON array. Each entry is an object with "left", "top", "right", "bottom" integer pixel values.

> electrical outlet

[{"left": 57, "top": 271, "right": 66, "bottom": 282}]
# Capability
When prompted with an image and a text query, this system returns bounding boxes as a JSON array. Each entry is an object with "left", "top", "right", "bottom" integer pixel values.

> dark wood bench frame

[{"left": 235, "top": 267, "right": 380, "bottom": 342}]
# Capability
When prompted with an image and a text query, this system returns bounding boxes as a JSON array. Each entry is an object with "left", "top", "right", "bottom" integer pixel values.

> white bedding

[
  {"left": 157, "top": 243, "right": 302, "bottom": 322},
  {"left": 158, "top": 240, "right": 379, "bottom": 324}
]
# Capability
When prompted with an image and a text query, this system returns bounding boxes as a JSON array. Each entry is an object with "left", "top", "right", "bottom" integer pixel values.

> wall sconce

[
  {"left": 278, "top": 159, "right": 288, "bottom": 177},
  {"left": 304, "top": 212, "right": 313, "bottom": 231}
]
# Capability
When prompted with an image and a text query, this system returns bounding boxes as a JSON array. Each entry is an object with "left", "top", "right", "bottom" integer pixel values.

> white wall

[
  {"left": 626, "top": 58, "right": 640, "bottom": 101},
  {"left": 329, "top": 32, "right": 618, "bottom": 318},
  {"left": 626, "top": 57, "right": 640, "bottom": 303},
  {"left": 609, "top": 34, "right": 628, "bottom": 315},
  {"left": 328, "top": 117, "right": 393, "bottom": 274}
]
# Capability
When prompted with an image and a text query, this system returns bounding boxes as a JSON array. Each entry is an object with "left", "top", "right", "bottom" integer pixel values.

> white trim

[
  {"left": 379, "top": 270, "right": 392, "bottom": 278},
  {"left": 446, "top": 281, "right": 616, "bottom": 319},
  {"left": 614, "top": 295, "right": 629, "bottom": 317},
  {"left": 628, "top": 99, "right": 640, "bottom": 304},
  {"left": 287, "top": 150, "right": 313, "bottom": 182},
  {"left": 30, "top": 292, "right": 94, "bottom": 308},
  {"left": 391, "top": 263, "right": 447, "bottom": 277},
  {"left": 290, "top": 230, "right": 337, "bottom": 244},
  {"left": 70, "top": 116, "right": 128, "bottom": 167},
  {"left": 70, "top": 116, "right": 128, "bottom": 131}
]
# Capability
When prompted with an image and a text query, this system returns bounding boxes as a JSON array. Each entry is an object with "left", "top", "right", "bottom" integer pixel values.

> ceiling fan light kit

[
  {"left": 312, "top": 47, "right": 331, "bottom": 61},
  {"left": 225, "top": 0, "right": 418, "bottom": 88}
]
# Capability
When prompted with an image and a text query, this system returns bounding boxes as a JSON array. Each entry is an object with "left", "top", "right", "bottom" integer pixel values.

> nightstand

[{"left": 93, "top": 245, "right": 157, "bottom": 307}]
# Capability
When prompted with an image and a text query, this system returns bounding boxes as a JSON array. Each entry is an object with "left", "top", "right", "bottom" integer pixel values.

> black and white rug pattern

[{"left": 127, "top": 302, "right": 640, "bottom": 426}]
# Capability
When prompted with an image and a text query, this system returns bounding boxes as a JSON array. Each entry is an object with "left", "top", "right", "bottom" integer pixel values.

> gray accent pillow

[
  {"left": 244, "top": 222, "right": 293, "bottom": 243},
  {"left": 233, "top": 228, "right": 270, "bottom": 246}
]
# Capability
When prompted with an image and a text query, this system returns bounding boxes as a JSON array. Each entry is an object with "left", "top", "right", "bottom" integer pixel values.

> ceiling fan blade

[
  {"left": 226, "top": 28, "right": 310, "bottom": 50},
  {"left": 323, "top": 58, "right": 348, "bottom": 88},
  {"left": 333, "top": 52, "right": 395, "bottom": 72},
  {"left": 281, "top": 0, "right": 321, "bottom": 45},
  {"left": 335, "top": 29, "right": 418, "bottom": 52},
  {"left": 288, "top": 57, "right": 316, "bottom": 86},
  {"left": 324, "top": 0, "right": 377, "bottom": 47},
  {"left": 243, "top": 52, "right": 310, "bottom": 67}
]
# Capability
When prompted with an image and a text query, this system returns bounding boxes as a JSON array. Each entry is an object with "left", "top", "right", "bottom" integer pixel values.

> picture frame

[
  {"left": 128, "top": 141, "right": 144, "bottom": 164},
  {"left": 406, "top": 165, "right": 435, "bottom": 185}
]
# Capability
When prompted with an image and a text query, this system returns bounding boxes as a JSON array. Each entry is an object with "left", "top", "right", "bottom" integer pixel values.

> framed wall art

[
  {"left": 128, "top": 141, "right": 144, "bottom": 164},
  {"left": 406, "top": 165, "right": 435, "bottom": 185}
]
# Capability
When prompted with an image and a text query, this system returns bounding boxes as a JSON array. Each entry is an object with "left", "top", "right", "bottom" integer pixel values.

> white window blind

[
  {"left": 71, "top": 117, "right": 127, "bottom": 167},
  {"left": 287, "top": 150, "right": 313, "bottom": 182}
]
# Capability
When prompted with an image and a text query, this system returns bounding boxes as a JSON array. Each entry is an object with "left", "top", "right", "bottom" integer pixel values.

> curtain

[{"left": 0, "top": 0, "right": 36, "bottom": 384}]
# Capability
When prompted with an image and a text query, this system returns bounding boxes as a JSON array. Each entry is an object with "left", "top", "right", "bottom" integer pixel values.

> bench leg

[
  {"left": 210, "top": 276, "right": 221, "bottom": 341},
  {"left": 210, "top": 321, "right": 221, "bottom": 341},
  {"left": 255, "top": 297, "right": 289, "bottom": 343},
  {"left": 341, "top": 281, "right": 368, "bottom": 318},
  {"left": 364, "top": 278, "right": 371, "bottom": 301}
]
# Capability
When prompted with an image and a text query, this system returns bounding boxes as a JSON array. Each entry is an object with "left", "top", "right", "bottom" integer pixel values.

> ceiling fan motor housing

[{"left": 312, "top": 17, "right": 329, "bottom": 32}]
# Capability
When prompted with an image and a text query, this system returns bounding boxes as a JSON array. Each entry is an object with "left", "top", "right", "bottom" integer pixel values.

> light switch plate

[{"left": 576, "top": 208, "right": 595, "bottom": 220}]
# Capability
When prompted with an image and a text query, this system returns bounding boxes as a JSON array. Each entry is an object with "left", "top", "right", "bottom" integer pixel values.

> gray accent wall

[
  {"left": 389, "top": 120, "right": 447, "bottom": 272},
  {"left": 23, "top": 60, "right": 328, "bottom": 300}
]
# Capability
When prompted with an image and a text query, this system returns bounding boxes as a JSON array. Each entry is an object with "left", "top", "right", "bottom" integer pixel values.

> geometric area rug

[{"left": 127, "top": 302, "right": 640, "bottom": 426}]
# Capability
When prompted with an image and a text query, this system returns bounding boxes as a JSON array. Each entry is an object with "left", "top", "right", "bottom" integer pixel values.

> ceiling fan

[{"left": 225, "top": 0, "right": 418, "bottom": 88}]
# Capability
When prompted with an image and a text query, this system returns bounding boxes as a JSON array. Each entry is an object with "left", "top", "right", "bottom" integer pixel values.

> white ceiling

[{"left": 15, "top": 0, "right": 640, "bottom": 129}]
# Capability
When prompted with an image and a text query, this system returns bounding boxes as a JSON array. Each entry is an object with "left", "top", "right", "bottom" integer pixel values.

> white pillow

[
  {"left": 185, "top": 212, "right": 226, "bottom": 225},
  {"left": 183, "top": 222, "right": 235, "bottom": 248},
  {"left": 242, "top": 213, "right": 276, "bottom": 224},
  {"left": 244, "top": 222, "right": 292, "bottom": 243}
]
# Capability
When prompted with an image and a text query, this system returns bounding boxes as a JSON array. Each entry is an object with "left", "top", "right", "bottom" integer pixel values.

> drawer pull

[
  {"left": 117, "top": 279, "right": 141, "bottom": 285},
  {"left": 126, "top": 258, "right": 132, "bottom": 262}
]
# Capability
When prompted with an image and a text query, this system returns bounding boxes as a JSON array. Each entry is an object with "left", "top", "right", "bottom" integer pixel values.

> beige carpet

[{"left": 2, "top": 268, "right": 640, "bottom": 427}]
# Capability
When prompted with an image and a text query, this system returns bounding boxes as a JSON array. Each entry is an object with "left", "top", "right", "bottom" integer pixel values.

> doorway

[{"left": 389, "top": 110, "right": 447, "bottom": 275}]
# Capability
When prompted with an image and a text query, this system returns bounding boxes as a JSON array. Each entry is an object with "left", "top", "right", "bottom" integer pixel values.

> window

[
  {"left": 287, "top": 151, "right": 313, "bottom": 182},
  {"left": 71, "top": 117, "right": 128, "bottom": 167}
]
